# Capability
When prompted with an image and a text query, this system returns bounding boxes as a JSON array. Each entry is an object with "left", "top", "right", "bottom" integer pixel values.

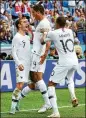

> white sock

[
  {"left": 11, "top": 101, "right": 18, "bottom": 109},
  {"left": 48, "top": 86, "right": 59, "bottom": 114},
  {"left": 66, "top": 78, "right": 76, "bottom": 100},
  {"left": 19, "top": 86, "right": 31, "bottom": 100},
  {"left": 68, "top": 82, "right": 76, "bottom": 100},
  {"left": 36, "top": 80, "right": 51, "bottom": 106},
  {"left": 11, "top": 88, "right": 21, "bottom": 109}
]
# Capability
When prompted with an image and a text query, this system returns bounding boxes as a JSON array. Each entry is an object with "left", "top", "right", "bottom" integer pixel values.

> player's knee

[
  {"left": 28, "top": 83, "right": 35, "bottom": 90},
  {"left": 16, "top": 83, "right": 24, "bottom": 90},
  {"left": 48, "top": 81, "right": 56, "bottom": 86},
  {"left": 13, "top": 88, "right": 21, "bottom": 98}
]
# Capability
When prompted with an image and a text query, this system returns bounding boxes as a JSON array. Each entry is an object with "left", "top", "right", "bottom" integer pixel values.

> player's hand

[{"left": 18, "top": 64, "right": 24, "bottom": 71}]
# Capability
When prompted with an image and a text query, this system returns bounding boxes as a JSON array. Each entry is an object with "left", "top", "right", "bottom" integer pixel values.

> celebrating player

[
  {"left": 10, "top": 17, "right": 33, "bottom": 114},
  {"left": 17, "top": 4, "right": 52, "bottom": 113},
  {"left": 41, "top": 16, "right": 79, "bottom": 117}
]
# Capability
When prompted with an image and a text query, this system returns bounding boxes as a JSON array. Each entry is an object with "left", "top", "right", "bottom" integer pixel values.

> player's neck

[
  {"left": 39, "top": 15, "right": 45, "bottom": 21},
  {"left": 56, "top": 26, "right": 65, "bottom": 30},
  {"left": 18, "top": 30, "right": 26, "bottom": 36}
]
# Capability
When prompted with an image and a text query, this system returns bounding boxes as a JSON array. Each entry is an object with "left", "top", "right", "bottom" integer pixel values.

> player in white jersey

[
  {"left": 41, "top": 16, "right": 79, "bottom": 118},
  {"left": 17, "top": 4, "right": 52, "bottom": 113},
  {"left": 30, "top": 5, "right": 52, "bottom": 113},
  {"left": 10, "top": 17, "right": 34, "bottom": 114}
]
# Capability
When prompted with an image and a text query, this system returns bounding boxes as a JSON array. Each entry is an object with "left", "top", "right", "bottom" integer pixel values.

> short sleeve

[{"left": 45, "top": 31, "right": 54, "bottom": 42}]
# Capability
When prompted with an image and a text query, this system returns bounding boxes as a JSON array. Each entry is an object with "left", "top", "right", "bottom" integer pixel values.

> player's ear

[
  {"left": 18, "top": 23, "right": 21, "bottom": 29},
  {"left": 55, "top": 23, "right": 59, "bottom": 29}
]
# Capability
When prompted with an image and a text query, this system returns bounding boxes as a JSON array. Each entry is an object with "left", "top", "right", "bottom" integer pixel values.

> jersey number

[
  {"left": 60, "top": 39, "right": 74, "bottom": 53},
  {"left": 22, "top": 41, "right": 26, "bottom": 48},
  {"left": 33, "top": 61, "right": 37, "bottom": 69}
]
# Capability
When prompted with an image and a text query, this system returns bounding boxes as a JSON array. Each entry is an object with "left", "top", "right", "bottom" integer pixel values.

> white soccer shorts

[
  {"left": 30, "top": 53, "right": 46, "bottom": 73},
  {"left": 49, "top": 64, "right": 78, "bottom": 83},
  {"left": 16, "top": 65, "right": 32, "bottom": 83}
]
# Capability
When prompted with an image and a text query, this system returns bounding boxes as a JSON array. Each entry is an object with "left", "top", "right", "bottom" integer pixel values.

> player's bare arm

[
  {"left": 40, "top": 41, "right": 51, "bottom": 64},
  {"left": 40, "top": 32, "right": 48, "bottom": 45}
]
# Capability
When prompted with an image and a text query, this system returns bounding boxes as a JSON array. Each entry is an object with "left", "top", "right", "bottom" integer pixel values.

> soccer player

[
  {"left": 41, "top": 16, "right": 79, "bottom": 117},
  {"left": 18, "top": 4, "right": 52, "bottom": 113},
  {"left": 10, "top": 17, "right": 34, "bottom": 114}
]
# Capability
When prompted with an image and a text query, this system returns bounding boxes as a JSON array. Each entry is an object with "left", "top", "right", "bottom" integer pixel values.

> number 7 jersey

[
  {"left": 45, "top": 28, "right": 78, "bottom": 66},
  {"left": 12, "top": 32, "right": 31, "bottom": 66}
]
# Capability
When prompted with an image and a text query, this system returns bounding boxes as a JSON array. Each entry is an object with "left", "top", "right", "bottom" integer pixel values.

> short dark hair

[
  {"left": 56, "top": 16, "right": 66, "bottom": 27},
  {"left": 32, "top": 4, "right": 44, "bottom": 15},
  {"left": 15, "top": 17, "right": 26, "bottom": 29},
  {"left": 15, "top": 19, "right": 20, "bottom": 30}
]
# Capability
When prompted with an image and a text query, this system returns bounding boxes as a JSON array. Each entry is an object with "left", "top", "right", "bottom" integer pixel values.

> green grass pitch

[{"left": 1, "top": 88, "right": 85, "bottom": 118}]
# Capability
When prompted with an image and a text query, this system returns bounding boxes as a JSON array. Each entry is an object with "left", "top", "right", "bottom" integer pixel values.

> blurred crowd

[{"left": 0, "top": 0, "right": 86, "bottom": 60}]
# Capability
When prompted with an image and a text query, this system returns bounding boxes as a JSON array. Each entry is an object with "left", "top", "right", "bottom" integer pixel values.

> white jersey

[
  {"left": 45, "top": 28, "right": 78, "bottom": 66},
  {"left": 32, "top": 17, "right": 51, "bottom": 55},
  {"left": 12, "top": 32, "right": 31, "bottom": 66}
]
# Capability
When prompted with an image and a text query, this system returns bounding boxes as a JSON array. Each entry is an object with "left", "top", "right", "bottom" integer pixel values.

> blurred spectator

[
  {"left": 65, "top": 15, "right": 73, "bottom": 29},
  {"left": 0, "top": 52, "right": 7, "bottom": 60},
  {"left": 73, "top": 9, "right": 81, "bottom": 22},
  {"left": 75, "top": 18, "right": 86, "bottom": 44},
  {"left": 47, "top": 46, "right": 59, "bottom": 59},
  {"left": 0, "top": 0, "right": 86, "bottom": 57},
  {"left": 21, "top": 0, "right": 31, "bottom": 19},
  {"left": 3, "top": 10, "right": 9, "bottom": 21},
  {"left": 15, "top": 0, "right": 22, "bottom": 14},
  {"left": 74, "top": 45, "right": 84, "bottom": 59},
  {"left": 14, "top": 12, "right": 23, "bottom": 22},
  {"left": 0, "top": 0, "right": 5, "bottom": 14},
  {"left": 44, "top": 0, "right": 53, "bottom": 10},
  {"left": 76, "top": 0, "right": 85, "bottom": 9},
  {"left": 18, "top": 12, "right": 23, "bottom": 19},
  {"left": 68, "top": 0, "right": 76, "bottom": 16},
  {"left": 0, "top": 20, "right": 13, "bottom": 43},
  {"left": 6, "top": 54, "right": 13, "bottom": 60},
  {"left": 83, "top": 50, "right": 86, "bottom": 58},
  {"left": 62, "top": 0, "right": 69, "bottom": 14}
]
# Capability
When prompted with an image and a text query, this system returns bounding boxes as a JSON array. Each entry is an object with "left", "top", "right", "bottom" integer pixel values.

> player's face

[
  {"left": 31, "top": 9, "right": 40, "bottom": 20},
  {"left": 19, "top": 18, "right": 29, "bottom": 32}
]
